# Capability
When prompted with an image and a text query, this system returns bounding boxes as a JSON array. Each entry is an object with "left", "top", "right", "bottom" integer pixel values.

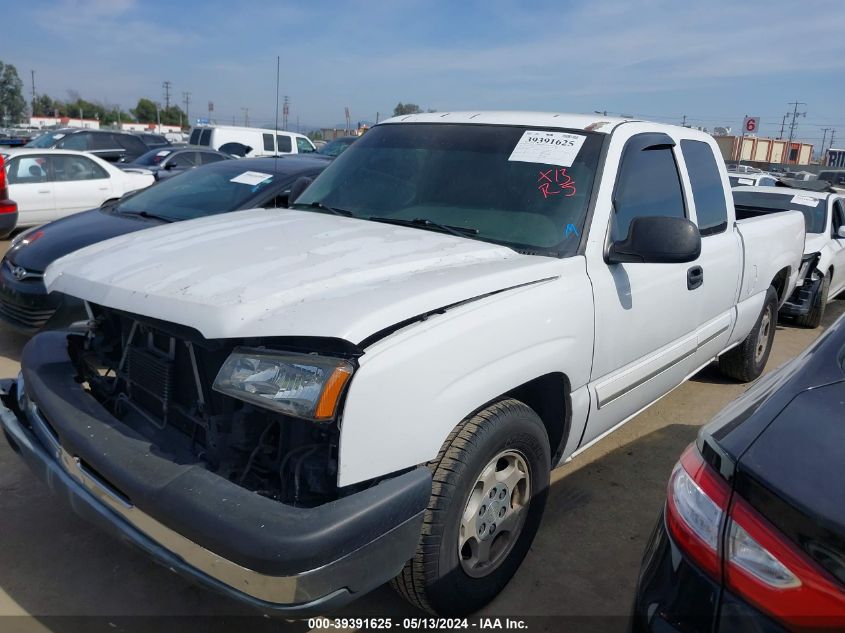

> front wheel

[
  {"left": 391, "top": 399, "right": 550, "bottom": 615},
  {"left": 719, "top": 285, "right": 778, "bottom": 382}
]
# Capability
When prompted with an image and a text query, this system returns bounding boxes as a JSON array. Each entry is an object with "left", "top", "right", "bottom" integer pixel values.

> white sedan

[{"left": 1, "top": 149, "right": 154, "bottom": 229}]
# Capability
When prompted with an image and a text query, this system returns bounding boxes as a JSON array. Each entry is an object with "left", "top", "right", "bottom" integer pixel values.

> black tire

[
  {"left": 719, "top": 285, "right": 778, "bottom": 382},
  {"left": 391, "top": 399, "right": 551, "bottom": 615},
  {"left": 793, "top": 273, "right": 830, "bottom": 329}
]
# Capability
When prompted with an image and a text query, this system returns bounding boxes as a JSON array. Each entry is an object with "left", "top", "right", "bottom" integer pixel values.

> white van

[{"left": 188, "top": 125, "right": 316, "bottom": 157}]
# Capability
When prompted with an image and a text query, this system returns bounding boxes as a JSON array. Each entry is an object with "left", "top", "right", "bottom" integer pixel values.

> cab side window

[
  {"left": 834, "top": 199, "right": 845, "bottom": 238},
  {"left": 296, "top": 137, "right": 315, "bottom": 153},
  {"left": 680, "top": 139, "right": 729, "bottom": 236},
  {"left": 263, "top": 134, "right": 274, "bottom": 152},
  {"left": 611, "top": 135, "right": 686, "bottom": 242}
]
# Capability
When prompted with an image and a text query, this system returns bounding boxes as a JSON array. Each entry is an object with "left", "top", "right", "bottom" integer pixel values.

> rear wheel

[
  {"left": 719, "top": 285, "right": 778, "bottom": 382},
  {"left": 391, "top": 399, "right": 550, "bottom": 615},
  {"left": 794, "top": 273, "right": 830, "bottom": 329}
]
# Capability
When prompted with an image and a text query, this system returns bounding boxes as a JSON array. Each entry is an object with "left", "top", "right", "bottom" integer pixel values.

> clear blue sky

[{"left": 4, "top": 0, "right": 845, "bottom": 146}]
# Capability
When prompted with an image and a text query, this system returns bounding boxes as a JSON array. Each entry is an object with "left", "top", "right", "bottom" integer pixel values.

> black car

[
  {"left": 632, "top": 315, "right": 845, "bottom": 632},
  {"left": 123, "top": 146, "right": 233, "bottom": 181},
  {"left": 315, "top": 135, "right": 358, "bottom": 158},
  {"left": 24, "top": 129, "right": 150, "bottom": 163},
  {"left": 0, "top": 156, "right": 328, "bottom": 333}
]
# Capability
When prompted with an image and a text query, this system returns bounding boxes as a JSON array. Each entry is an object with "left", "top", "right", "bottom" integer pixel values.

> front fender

[{"left": 337, "top": 258, "right": 594, "bottom": 486}]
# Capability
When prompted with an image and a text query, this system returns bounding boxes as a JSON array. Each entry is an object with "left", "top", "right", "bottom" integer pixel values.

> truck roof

[{"left": 379, "top": 111, "right": 638, "bottom": 134}]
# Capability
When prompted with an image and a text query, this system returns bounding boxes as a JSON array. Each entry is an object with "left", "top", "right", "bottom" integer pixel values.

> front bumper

[
  {"left": 631, "top": 509, "right": 787, "bottom": 633},
  {"left": 0, "top": 332, "right": 430, "bottom": 616},
  {"left": 0, "top": 209, "right": 17, "bottom": 239},
  {"left": 780, "top": 277, "right": 821, "bottom": 317}
]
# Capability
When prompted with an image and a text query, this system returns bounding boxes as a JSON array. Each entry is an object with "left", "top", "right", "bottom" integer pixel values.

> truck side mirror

[
  {"left": 837, "top": 226, "right": 845, "bottom": 239},
  {"left": 607, "top": 216, "right": 701, "bottom": 264}
]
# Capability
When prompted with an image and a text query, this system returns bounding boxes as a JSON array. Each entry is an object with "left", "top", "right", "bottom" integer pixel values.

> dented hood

[{"left": 45, "top": 209, "right": 561, "bottom": 343}]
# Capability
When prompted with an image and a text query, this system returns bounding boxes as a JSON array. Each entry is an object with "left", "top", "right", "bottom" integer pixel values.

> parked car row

[
  {"left": 0, "top": 111, "right": 840, "bottom": 627},
  {"left": 0, "top": 155, "right": 328, "bottom": 332},
  {"left": 0, "top": 149, "right": 153, "bottom": 234}
]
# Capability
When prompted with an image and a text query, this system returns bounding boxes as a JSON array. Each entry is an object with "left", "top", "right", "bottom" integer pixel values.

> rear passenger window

[
  {"left": 199, "top": 129, "right": 212, "bottom": 146},
  {"left": 189, "top": 129, "right": 201, "bottom": 145},
  {"left": 276, "top": 135, "right": 292, "bottom": 153},
  {"left": 611, "top": 137, "right": 686, "bottom": 241},
  {"left": 263, "top": 134, "right": 274, "bottom": 152},
  {"left": 680, "top": 140, "right": 729, "bottom": 236}
]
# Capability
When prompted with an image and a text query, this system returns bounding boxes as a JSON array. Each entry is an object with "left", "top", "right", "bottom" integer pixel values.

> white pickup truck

[
  {"left": 0, "top": 112, "right": 805, "bottom": 617},
  {"left": 733, "top": 185, "right": 845, "bottom": 328}
]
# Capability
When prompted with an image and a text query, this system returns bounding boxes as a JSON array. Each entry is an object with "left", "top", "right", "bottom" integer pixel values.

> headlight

[
  {"left": 10, "top": 226, "right": 43, "bottom": 249},
  {"left": 212, "top": 348, "right": 353, "bottom": 421},
  {"left": 795, "top": 252, "right": 820, "bottom": 285}
]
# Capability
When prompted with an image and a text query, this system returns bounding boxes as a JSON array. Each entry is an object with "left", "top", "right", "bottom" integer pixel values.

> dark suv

[{"left": 24, "top": 129, "right": 151, "bottom": 163}]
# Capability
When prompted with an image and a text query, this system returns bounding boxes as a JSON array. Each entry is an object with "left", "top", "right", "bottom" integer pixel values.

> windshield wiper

[
  {"left": 302, "top": 201, "right": 355, "bottom": 217},
  {"left": 368, "top": 217, "right": 479, "bottom": 239},
  {"left": 124, "top": 210, "right": 175, "bottom": 223}
]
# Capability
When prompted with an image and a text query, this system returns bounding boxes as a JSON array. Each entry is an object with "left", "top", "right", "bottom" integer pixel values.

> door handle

[
  {"left": 687, "top": 265, "right": 704, "bottom": 290},
  {"left": 37, "top": 190, "right": 50, "bottom": 194}
]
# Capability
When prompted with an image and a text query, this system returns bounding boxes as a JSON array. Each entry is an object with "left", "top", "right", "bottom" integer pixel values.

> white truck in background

[{"left": 1, "top": 112, "right": 804, "bottom": 617}]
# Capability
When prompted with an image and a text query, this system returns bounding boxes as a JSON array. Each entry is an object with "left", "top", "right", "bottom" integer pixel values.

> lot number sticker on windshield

[
  {"left": 508, "top": 131, "right": 586, "bottom": 167},
  {"left": 737, "top": 178, "right": 755, "bottom": 185},
  {"left": 790, "top": 195, "right": 818, "bottom": 207},
  {"left": 230, "top": 171, "right": 273, "bottom": 186}
]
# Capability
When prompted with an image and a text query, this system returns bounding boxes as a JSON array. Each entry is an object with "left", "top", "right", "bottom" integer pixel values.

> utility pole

[
  {"left": 785, "top": 100, "right": 807, "bottom": 163},
  {"left": 828, "top": 130, "right": 836, "bottom": 164},
  {"left": 282, "top": 96, "right": 289, "bottom": 130},
  {"left": 30, "top": 69, "right": 36, "bottom": 115},
  {"left": 162, "top": 81, "right": 172, "bottom": 109},
  {"left": 155, "top": 102, "right": 161, "bottom": 133},
  {"left": 182, "top": 92, "right": 191, "bottom": 127},
  {"left": 681, "top": 115, "right": 687, "bottom": 127},
  {"left": 821, "top": 128, "right": 832, "bottom": 159},
  {"left": 344, "top": 106, "right": 351, "bottom": 133},
  {"left": 241, "top": 107, "right": 249, "bottom": 126},
  {"left": 778, "top": 113, "right": 788, "bottom": 139},
  {"left": 376, "top": 112, "right": 380, "bottom": 124}
]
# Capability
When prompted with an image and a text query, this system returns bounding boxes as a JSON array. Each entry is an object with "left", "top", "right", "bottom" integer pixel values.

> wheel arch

[
  {"left": 503, "top": 372, "right": 571, "bottom": 467},
  {"left": 771, "top": 266, "right": 791, "bottom": 305}
]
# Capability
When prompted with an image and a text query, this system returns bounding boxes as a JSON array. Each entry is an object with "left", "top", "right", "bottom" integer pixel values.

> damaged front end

[
  {"left": 0, "top": 304, "right": 430, "bottom": 614},
  {"left": 781, "top": 253, "right": 822, "bottom": 317},
  {"left": 73, "top": 304, "right": 361, "bottom": 506}
]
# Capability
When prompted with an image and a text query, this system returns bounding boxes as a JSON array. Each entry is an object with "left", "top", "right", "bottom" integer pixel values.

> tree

[
  {"left": 32, "top": 93, "right": 59, "bottom": 117},
  {"left": 131, "top": 98, "right": 159, "bottom": 124},
  {"left": 160, "top": 105, "right": 186, "bottom": 126},
  {"left": 393, "top": 102, "right": 423, "bottom": 116},
  {"left": 307, "top": 130, "right": 324, "bottom": 141},
  {"left": 0, "top": 60, "right": 26, "bottom": 124}
]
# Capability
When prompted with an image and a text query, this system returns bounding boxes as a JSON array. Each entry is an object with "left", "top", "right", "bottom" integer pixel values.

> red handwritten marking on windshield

[{"left": 538, "top": 168, "right": 576, "bottom": 198}]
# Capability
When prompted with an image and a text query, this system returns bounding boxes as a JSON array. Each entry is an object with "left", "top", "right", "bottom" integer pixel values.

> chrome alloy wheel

[
  {"left": 458, "top": 450, "right": 531, "bottom": 578},
  {"left": 755, "top": 307, "right": 772, "bottom": 364}
]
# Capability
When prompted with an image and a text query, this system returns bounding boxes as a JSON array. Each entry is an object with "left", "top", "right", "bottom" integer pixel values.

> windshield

[
  {"left": 115, "top": 165, "right": 279, "bottom": 221},
  {"left": 317, "top": 138, "right": 354, "bottom": 157},
  {"left": 295, "top": 123, "right": 604, "bottom": 255},
  {"left": 25, "top": 132, "right": 65, "bottom": 148},
  {"left": 132, "top": 148, "right": 174, "bottom": 166},
  {"left": 733, "top": 191, "right": 827, "bottom": 234}
]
